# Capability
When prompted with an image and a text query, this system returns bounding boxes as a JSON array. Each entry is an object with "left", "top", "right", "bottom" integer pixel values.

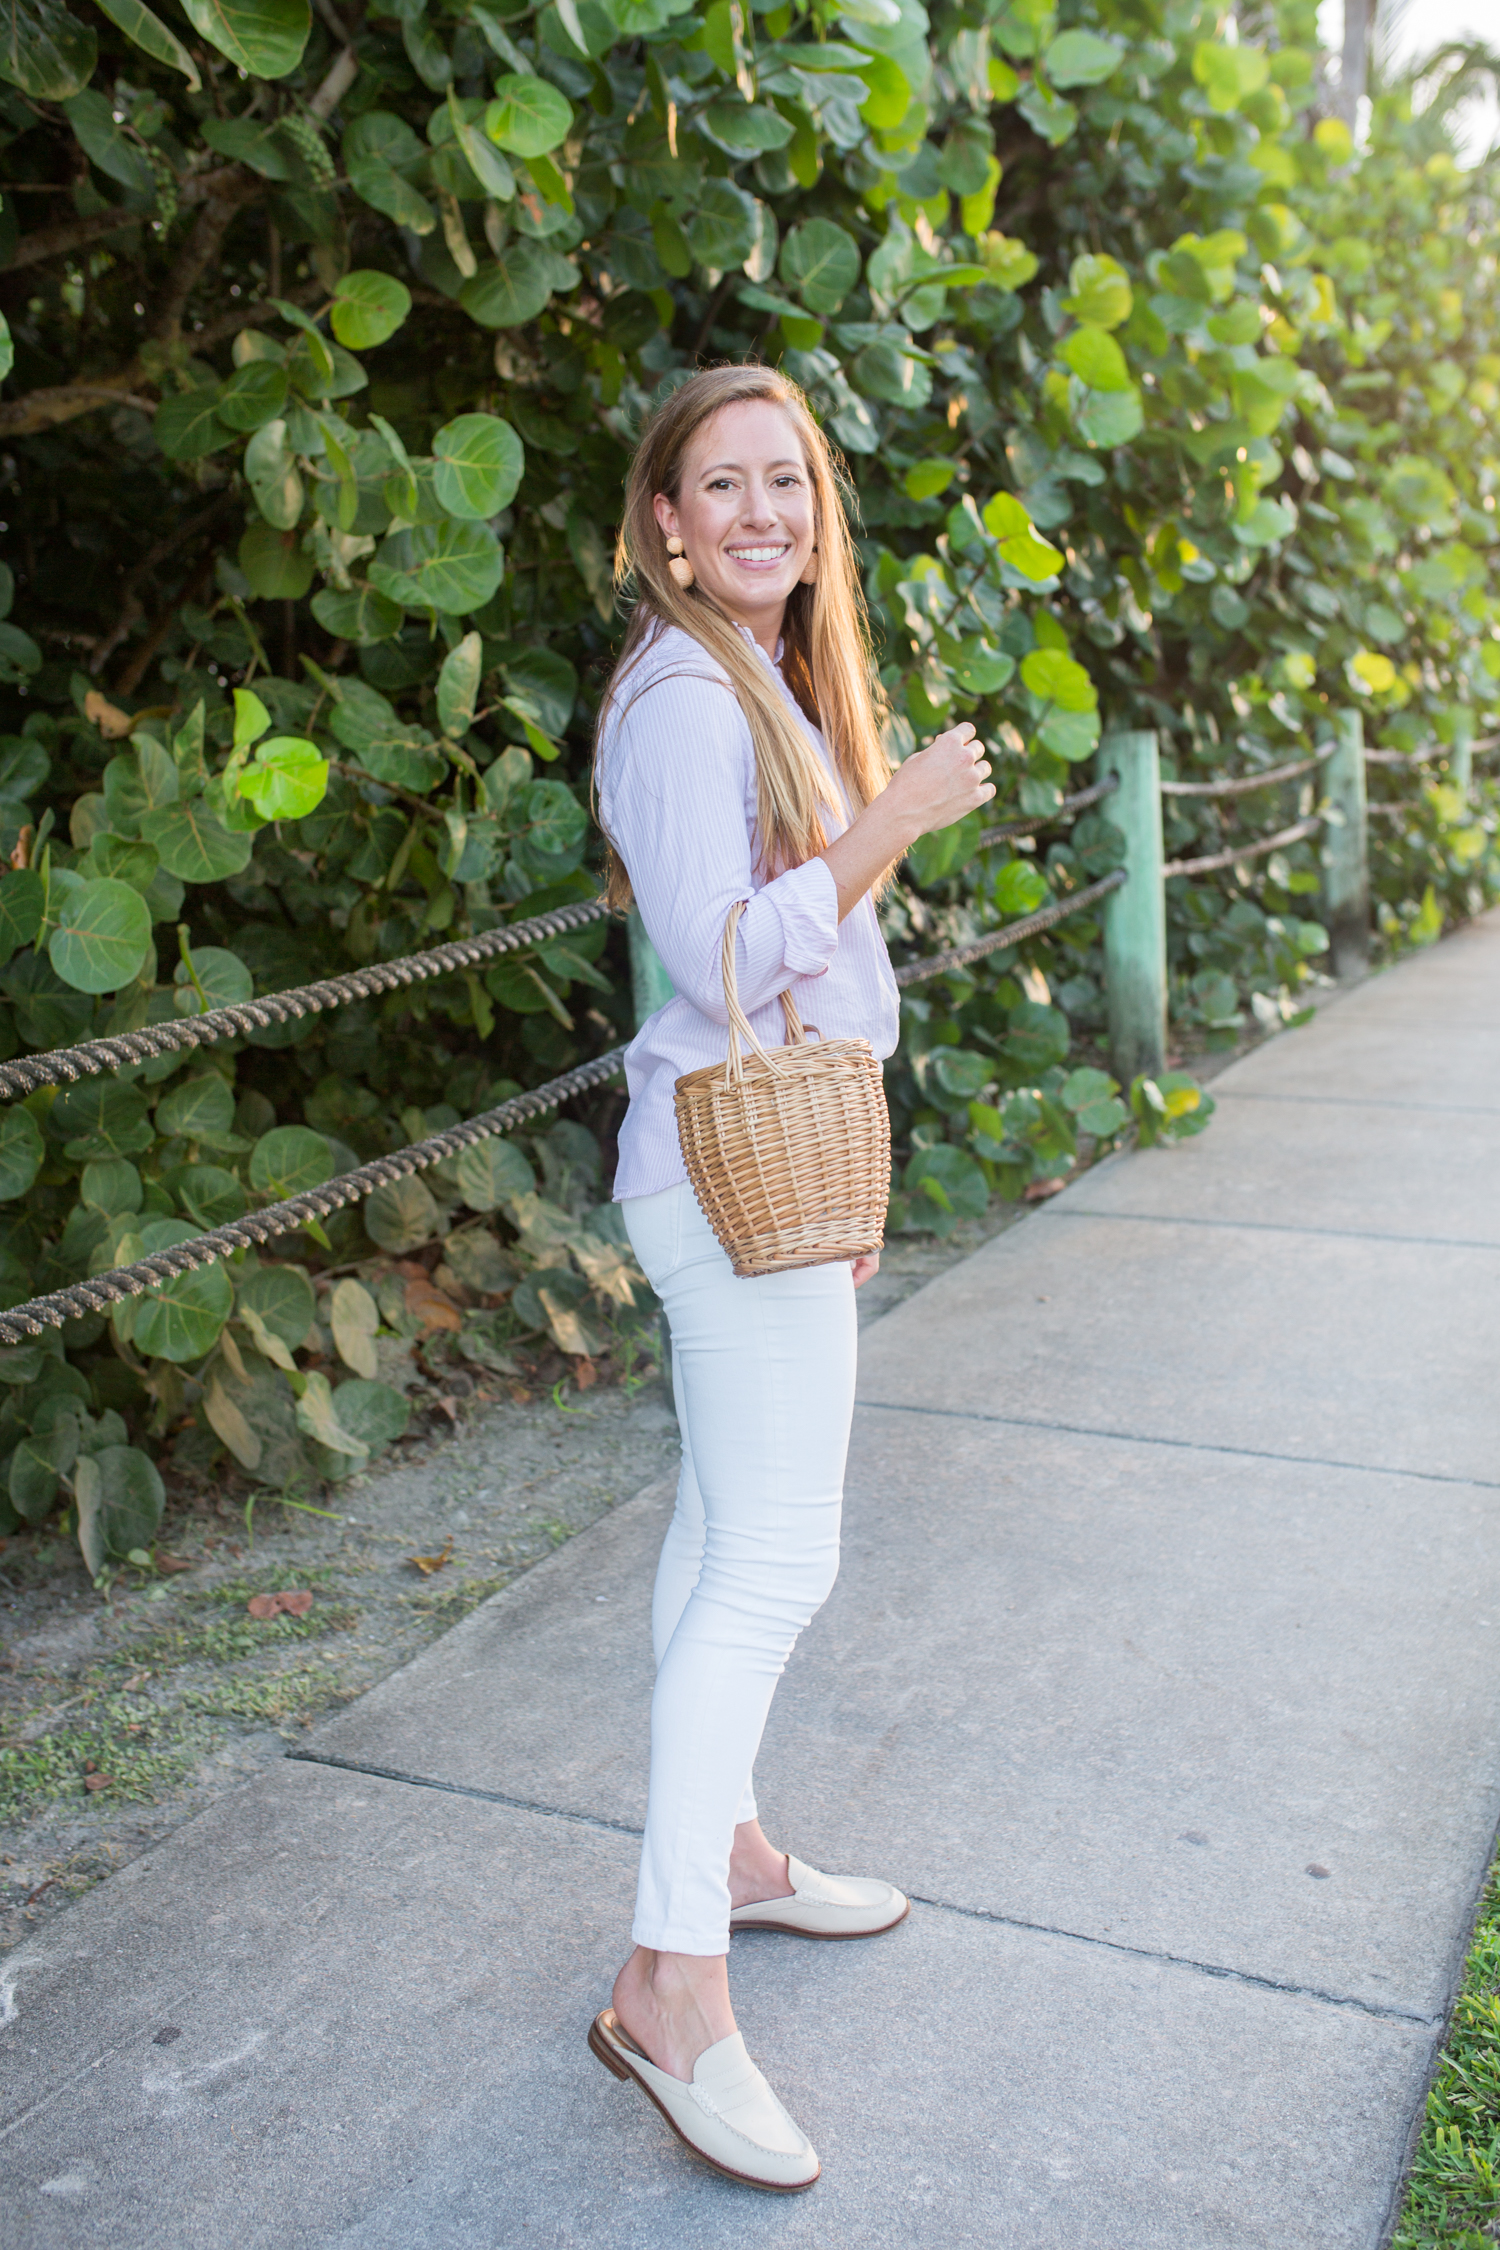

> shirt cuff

[{"left": 765, "top": 855, "right": 839, "bottom": 978}]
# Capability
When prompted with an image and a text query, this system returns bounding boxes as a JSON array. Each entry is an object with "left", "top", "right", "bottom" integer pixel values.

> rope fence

[
  {"left": 1163, "top": 815, "right": 1323, "bottom": 880},
  {"left": 0, "top": 786, "right": 1125, "bottom": 1339},
  {"left": 0, "top": 894, "right": 613, "bottom": 1103},
  {"left": 977, "top": 773, "right": 1118, "bottom": 845},
  {"left": 1160, "top": 742, "right": 1336, "bottom": 798},
  {"left": 0, "top": 703, "right": 1469, "bottom": 1344}
]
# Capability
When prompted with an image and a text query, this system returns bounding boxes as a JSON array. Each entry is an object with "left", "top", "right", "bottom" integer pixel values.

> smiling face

[{"left": 652, "top": 397, "right": 818, "bottom": 652}]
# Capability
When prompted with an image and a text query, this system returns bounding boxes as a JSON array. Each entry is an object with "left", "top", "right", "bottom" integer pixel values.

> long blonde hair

[{"left": 594, "top": 363, "right": 891, "bottom": 911}]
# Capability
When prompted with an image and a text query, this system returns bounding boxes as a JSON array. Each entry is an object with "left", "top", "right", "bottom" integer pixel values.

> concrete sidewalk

[{"left": 4, "top": 916, "right": 1499, "bottom": 2248}]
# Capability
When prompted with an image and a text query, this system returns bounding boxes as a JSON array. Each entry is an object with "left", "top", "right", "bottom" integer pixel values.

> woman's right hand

[
  {"left": 884, "top": 721, "right": 995, "bottom": 843},
  {"left": 821, "top": 719, "right": 997, "bottom": 922}
]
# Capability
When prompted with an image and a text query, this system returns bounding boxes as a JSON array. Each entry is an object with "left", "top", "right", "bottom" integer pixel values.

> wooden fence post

[
  {"left": 1322, "top": 710, "right": 1370, "bottom": 979},
  {"left": 1099, "top": 729, "right": 1167, "bottom": 1087},
  {"left": 628, "top": 909, "right": 674, "bottom": 1027}
]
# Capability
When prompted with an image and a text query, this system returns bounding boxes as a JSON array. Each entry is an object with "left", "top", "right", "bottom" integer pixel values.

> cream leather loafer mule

[
  {"left": 587, "top": 2009, "right": 820, "bottom": 2192},
  {"left": 729, "top": 1853, "right": 909, "bottom": 1940}
]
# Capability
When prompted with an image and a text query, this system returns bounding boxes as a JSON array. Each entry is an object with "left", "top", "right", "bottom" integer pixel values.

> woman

[{"left": 588, "top": 364, "right": 994, "bottom": 2191}]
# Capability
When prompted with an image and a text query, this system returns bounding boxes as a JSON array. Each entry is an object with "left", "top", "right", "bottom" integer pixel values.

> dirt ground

[{"left": 0, "top": 1208, "right": 1020, "bottom": 1957}]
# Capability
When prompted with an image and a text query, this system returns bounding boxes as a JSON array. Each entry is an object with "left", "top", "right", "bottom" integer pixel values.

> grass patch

[
  {"left": 1395, "top": 1858, "right": 1500, "bottom": 2247},
  {"left": 182, "top": 1670, "right": 339, "bottom": 1723},
  {"left": 0, "top": 1699, "right": 204, "bottom": 1821},
  {"left": 111, "top": 1605, "right": 358, "bottom": 1671}
]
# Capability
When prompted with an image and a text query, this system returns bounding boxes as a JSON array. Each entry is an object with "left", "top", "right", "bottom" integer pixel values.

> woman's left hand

[{"left": 851, "top": 1253, "right": 880, "bottom": 1289}]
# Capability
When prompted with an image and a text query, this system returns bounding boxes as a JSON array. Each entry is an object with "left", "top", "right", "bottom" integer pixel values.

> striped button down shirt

[{"left": 598, "top": 621, "right": 899, "bottom": 1202}]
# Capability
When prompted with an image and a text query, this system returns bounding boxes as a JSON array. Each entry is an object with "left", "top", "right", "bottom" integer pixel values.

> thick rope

[
  {"left": 1161, "top": 742, "right": 1337, "bottom": 798},
  {"left": 1163, "top": 816, "right": 1322, "bottom": 880},
  {"left": 0, "top": 1045, "right": 629, "bottom": 1344},
  {"left": 892, "top": 871, "right": 1126, "bottom": 986},
  {"left": 0, "top": 895, "right": 614, "bottom": 1102},
  {"left": 0, "top": 875, "right": 1126, "bottom": 1341},
  {"left": 976, "top": 773, "right": 1118, "bottom": 848}
]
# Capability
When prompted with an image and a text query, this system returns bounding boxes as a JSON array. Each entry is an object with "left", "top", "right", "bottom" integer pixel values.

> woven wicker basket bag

[{"left": 673, "top": 900, "right": 890, "bottom": 1279}]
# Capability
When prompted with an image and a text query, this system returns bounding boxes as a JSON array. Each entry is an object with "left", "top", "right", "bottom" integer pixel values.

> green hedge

[{"left": 0, "top": 0, "right": 1496, "bottom": 1575}]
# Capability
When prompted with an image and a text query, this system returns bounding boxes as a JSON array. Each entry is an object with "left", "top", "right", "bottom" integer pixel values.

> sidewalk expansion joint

[
  {"left": 1046, "top": 1208, "right": 1500, "bottom": 1253},
  {"left": 284, "top": 1754, "right": 1436, "bottom": 2034},
  {"left": 905, "top": 1891, "right": 1440, "bottom": 2029},
  {"left": 286, "top": 1748, "right": 646, "bottom": 1838},
  {"left": 855, "top": 1400, "right": 1500, "bottom": 1491}
]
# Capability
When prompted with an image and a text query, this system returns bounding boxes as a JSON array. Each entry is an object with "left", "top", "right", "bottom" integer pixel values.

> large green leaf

[
  {"left": 460, "top": 242, "right": 559, "bottom": 329},
  {"left": 154, "top": 389, "right": 233, "bottom": 462},
  {"left": 63, "top": 89, "right": 157, "bottom": 196},
  {"left": 685, "top": 180, "right": 760, "bottom": 270},
  {"left": 331, "top": 270, "right": 413, "bottom": 350},
  {"left": 237, "top": 1261, "right": 316, "bottom": 1348},
  {"left": 343, "top": 111, "right": 436, "bottom": 232},
  {"left": 455, "top": 1137, "right": 535, "bottom": 1210},
  {"left": 52, "top": 1079, "right": 153, "bottom": 1160},
  {"left": 133, "top": 1255, "right": 234, "bottom": 1362},
  {"left": 779, "top": 220, "right": 861, "bottom": 314},
  {"left": 48, "top": 878, "right": 153, "bottom": 994},
  {"left": 11, "top": 1412, "right": 79, "bottom": 1524},
  {"left": 200, "top": 115, "right": 294, "bottom": 176},
  {"left": 250, "top": 1125, "right": 335, "bottom": 1197},
  {"left": 364, "top": 1174, "right": 441, "bottom": 1252},
  {"left": 0, "top": 869, "right": 44, "bottom": 964},
  {"left": 437, "top": 632, "right": 483, "bottom": 737},
  {"left": 217, "top": 361, "right": 290, "bottom": 431},
  {"left": 178, "top": 0, "right": 310, "bottom": 77},
  {"left": 484, "top": 73, "right": 572, "bottom": 157},
  {"left": 432, "top": 414, "right": 525, "bottom": 518},
  {"left": 699, "top": 102, "right": 794, "bottom": 157},
  {"left": 244, "top": 419, "right": 304, "bottom": 530},
  {"left": 95, "top": 0, "right": 200, "bottom": 86},
  {"left": 0, "top": 1106, "right": 43, "bottom": 1201},
  {"left": 0, "top": 0, "right": 96, "bottom": 99},
  {"left": 237, "top": 736, "right": 330, "bottom": 820},
  {"left": 1060, "top": 325, "right": 1130, "bottom": 392},
  {"left": 1044, "top": 29, "right": 1122, "bottom": 86},
  {"left": 155, "top": 1072, "right": 236, "bottom": 1140},
  {"left": 369, "top": 521, "right": 505, "bottom": 614},
  {"left": 239, "top": 521, "right": 315, "bottom": 599},
  {"left": 311, "top": 584, "right": 404, "bottom": 643},
  {"left": 75, "top": 1445, "right": 165, "bottom": 1575},
  {"left": 140, "top": 802, "right": 255, "bottom": 882}
]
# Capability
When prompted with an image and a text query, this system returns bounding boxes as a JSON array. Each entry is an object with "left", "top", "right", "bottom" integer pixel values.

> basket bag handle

[{"left": 720, "top": 899, "right": 805, "bottom": 1087}]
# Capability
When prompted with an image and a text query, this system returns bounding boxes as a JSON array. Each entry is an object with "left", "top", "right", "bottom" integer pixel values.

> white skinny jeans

[{"left": 622, "top": 1181, "right": 858, "bottom": 1956}]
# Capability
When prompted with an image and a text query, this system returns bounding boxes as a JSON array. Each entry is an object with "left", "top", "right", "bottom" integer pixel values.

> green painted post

[
  {"left": 628, "top": 909, "right": 675, "bottom": 1027},
  {"left": 1449, "top": 713, "right": 1474, "bottom": 796},
  {"left": 1098, "top": 729, "right": 1166, "bottom": 1088},
  {"left": 1321, "top": 709, "right": 1369, "bottom": 979}
]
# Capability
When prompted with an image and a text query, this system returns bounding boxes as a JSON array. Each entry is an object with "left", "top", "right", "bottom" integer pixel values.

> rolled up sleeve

[{"left": 601, "top": 660, "right": 840, "bottom": 1028}]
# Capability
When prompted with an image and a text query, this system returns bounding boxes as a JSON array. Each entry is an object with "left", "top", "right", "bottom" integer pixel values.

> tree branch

[
  {"left": 4, "top": 166, "right": 247, "bottom": 273},
  {"left": 153, "top": 172, "right": 266, "bottom": 346},
  {"left": 0, "top": 283, "right": 323, "bottom": 441}
]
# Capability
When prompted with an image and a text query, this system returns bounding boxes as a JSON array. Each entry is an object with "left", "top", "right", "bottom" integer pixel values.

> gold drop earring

[
  {"left": 798, "top": 545, "right": 819, "bottom": 585},
  {"left": 666, "top": 535, "right": 695, "bottom": 590}
]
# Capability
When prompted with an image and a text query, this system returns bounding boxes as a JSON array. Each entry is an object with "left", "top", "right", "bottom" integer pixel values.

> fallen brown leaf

[
  {"left": 156, "top": 1552, "right": 194, "bottom": 1574},
  {"left": 83, "top": 1772, "right": 112, "bottom": 1793},
  {"left": 430, "top": 1394, "right": 460, "bottom": 1423},
  {"left": 247, "top": 1589, "right": 315, "bottom": 1620},
  {"left": 404, "top": 1276, "right": 463, "bottom": 1332},
  {"left": 408, "top": 1535, "right": 454, "bottom": 1576},
  {"left": 1022, "top": 1177, "right": 1068, "bottom": 1202}
]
